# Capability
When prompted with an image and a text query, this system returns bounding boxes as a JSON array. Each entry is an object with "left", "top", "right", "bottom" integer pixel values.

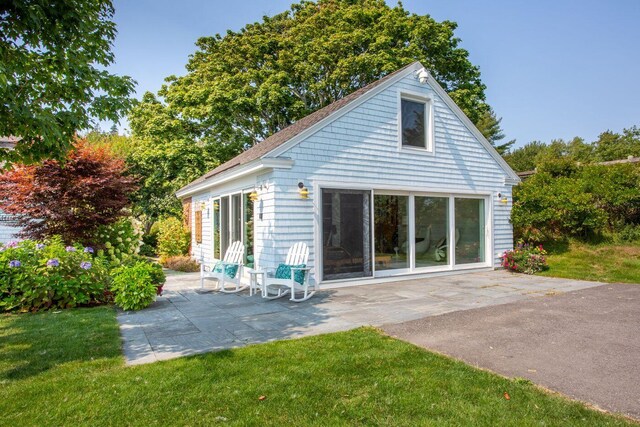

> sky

[{"left": 109, "top": 0, "right": 640, "bottom": 148}]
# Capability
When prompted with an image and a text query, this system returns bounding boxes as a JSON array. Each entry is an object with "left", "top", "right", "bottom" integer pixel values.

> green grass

[
  {"left": 539, "top": 241, "right": 640, "bottom": 284},
  {"left": 0, "top": 307, "right": 636, "bottom": 426}
]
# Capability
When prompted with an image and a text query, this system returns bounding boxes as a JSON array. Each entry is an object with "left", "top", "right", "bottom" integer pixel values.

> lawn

[
  {"left": 539, "top": 241, "right": 640, "bottom": 284},
  {"left": 0, "top": 307, "right": 635, "bottom": 426}
]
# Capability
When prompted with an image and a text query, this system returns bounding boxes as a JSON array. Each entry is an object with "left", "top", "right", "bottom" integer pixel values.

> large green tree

[
  {"left": 144, "top": 0, "right": 500, "bottom": 158},
  {"left": 0, "top": 0, "right": 135, "bottom": 164}
]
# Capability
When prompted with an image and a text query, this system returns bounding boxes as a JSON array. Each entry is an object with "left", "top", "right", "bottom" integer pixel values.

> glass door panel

[
  {"left": 231, "top": 193, "right": 242, "bottom": 244},
  {"left": 243, "top": 193, "right": 254, "bottom": 268},
  {"left": 454, "top": 198, "right": 486, "bottom": 265},
  {"left": 374, "top": 195, "right": 409, "bottom": 272},
  {"left": 213, "top": 199, "right": 221, "bottom": 259},
  {"left": 414, "top": 196, "right": 449, "bottom": 268},
  {"left": 322, "top": 189, "right": 372, "bottom": 280},
  {"left": 219, "top": 196, "right": 229, "bottom": 257}
]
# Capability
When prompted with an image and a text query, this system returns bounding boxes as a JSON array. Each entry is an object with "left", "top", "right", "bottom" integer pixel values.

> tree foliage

[
  {"left": 512, "top": 163, "right": 640, "bottom": 242},
  {"left": 0, "top": 141, "right": 138, "bottom": 244},
  {"left": 504, "top": 126, "right": 640, "bottom": 172},
  {"left": 0, "top": 0, "right": 135, "bottom": 165}
]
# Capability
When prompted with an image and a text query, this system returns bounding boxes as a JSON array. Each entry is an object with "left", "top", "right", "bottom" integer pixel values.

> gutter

[{"left": 175, "top": 157, "right": 294, "bottom": 198}]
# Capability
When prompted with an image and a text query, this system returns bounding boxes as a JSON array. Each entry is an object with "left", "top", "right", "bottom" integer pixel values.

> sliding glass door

[
  {"left": 454, "top": 198, "right": 486, "bottom": 265},
  {"left": 374, "top": 195, "right": 409, "bottom": 273},
  {"left": 414, "top": 196, "right": 449, "bottom": 268},
  {"left": 219, "top": 197, "right": 229, "bottom": 257},
  {"left": 321, "top": 189, "right": 372, "bottom": 280}
]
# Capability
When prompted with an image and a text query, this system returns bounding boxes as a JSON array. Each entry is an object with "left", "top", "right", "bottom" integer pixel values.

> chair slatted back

[
  {"left": 224, "top": 241, "right": 245, "bottom": 264},
  {"left": 285, "top": 242, "right": 309, "bottom": 265}
]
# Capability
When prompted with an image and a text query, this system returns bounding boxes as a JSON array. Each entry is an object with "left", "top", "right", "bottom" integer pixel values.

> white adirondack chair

[
  {"left": 263, "top": 242, "right": 315, "bottom": 302},
  {"left": 200, "top": 241, "right": 246, "bottom": 292}
]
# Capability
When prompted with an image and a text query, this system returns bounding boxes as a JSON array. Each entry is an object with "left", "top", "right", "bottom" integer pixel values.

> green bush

[
  {"left": 110, "top": 261, "right": 159, "bottom": 311},
  {"left": 0, "top": 238, "right": 110, "bottom": 312},
  {"left": 157, "top": 217, "right": 190, "bottom": 257},
  {"left": 160, "top": 255, "right": 200, "bottom": 272},
  {"left": 501, "top": 243, "right": 548, "bottom": 274},
  {"left": 139, "top": 221, "right": 160, "bottom": 257},
  {"left": 512, "top": 172, "right": 607, "bottom": 241},
  {"left": 614, "top": 224, "right": 640, "bottom": 243},
  {"left": 95, "top": 217, "right": 143, "bottom": 264}
]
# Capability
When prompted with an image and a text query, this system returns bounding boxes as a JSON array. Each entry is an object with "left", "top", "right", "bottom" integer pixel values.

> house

[
  {"left": 176, "top": 62, "right": 520, "bottom": 287},
  {"left": 0, "top": 136, "right": 21, "bottom": 244}
]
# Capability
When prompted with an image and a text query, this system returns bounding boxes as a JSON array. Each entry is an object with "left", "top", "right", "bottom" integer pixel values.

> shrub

[
  {"left": 0, "top": 237, "right": 110, "bottom": 312},
  {"left": 614, "top": 224, "right": 640, "bottom": 243},
  {"left": 95, "top": 217, "right": 143, "bottom": 264},
  {"left": 139, "top": 221, "right": 160, "bottom": 257},
  {"left": 161, "top": 256, "right": 200, "bottom": 272},
  {"left": 157, "top": 217, "right": 190, "bottom": 257},
  {"left": 0, "top": 141, "right": 138, "bottom": 244},
  {"left": 110, "top": 261, "right": 159, "bottom": 311},
  {"left": 502, "top": 243, "right": 549, "bottom": 274}
]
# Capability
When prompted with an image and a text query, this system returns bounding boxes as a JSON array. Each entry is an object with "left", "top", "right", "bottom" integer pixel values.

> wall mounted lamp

[{"left": 298, "top": 181, "right": 309, "bottom": 199}]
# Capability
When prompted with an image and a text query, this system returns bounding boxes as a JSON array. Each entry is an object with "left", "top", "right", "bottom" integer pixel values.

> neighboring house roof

[
  {"left": 0, "top": 136, "right": 20, "bottom": 150},
  {"left": 177, "top": 61, "right": 520, "bottom": 197},
  {"left": 517, "top": 155, "right": 640, "bottom": 179}
]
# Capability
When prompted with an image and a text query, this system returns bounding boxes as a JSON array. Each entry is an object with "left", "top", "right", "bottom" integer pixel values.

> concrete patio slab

[{"left": 117, "top": 269, "right": 603, "bottom": 365}]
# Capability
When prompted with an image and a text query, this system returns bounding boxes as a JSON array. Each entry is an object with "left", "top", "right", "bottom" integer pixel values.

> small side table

[{"left": 246, "top": 268, "right": 267, "bottom": 297}]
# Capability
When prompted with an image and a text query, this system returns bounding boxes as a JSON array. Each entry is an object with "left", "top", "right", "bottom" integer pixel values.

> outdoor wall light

[
  {"left": 497, "top": 193, "right": 508, "bottom": 204},
  {"left": 298, "top": 181, "right": 309, "bottom": 199},
  {"left": 198, "top": 201, "right": 206, "bottom": 211}
]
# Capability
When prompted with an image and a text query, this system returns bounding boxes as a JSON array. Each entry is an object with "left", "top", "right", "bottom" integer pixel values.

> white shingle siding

[
  {"left": 0, "top": 212, "right": 21, "bottom": 244},
  {"left": 269, "top": 73, "right": 514, "bottom": 281}
]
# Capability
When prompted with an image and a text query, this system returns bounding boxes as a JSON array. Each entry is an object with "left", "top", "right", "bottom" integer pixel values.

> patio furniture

[
  {"left": 263, "top": 242, "right": 315, "bottom": 302},
  {"left": 246, "top": 268, "right": 267, "bottom": 297},
  {"left": 200, "top": 241, "right": 246, "bottom": 292}
]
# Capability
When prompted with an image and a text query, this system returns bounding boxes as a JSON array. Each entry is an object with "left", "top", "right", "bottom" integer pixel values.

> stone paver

[{"left": 117, "top": 269, "right": 603, "bottom": 364}]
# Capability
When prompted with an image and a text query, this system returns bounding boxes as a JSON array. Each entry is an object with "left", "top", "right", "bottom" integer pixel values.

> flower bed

[
  {"left": 501, "top": 243, "right": 549, "bottom": 274},
  {"left": 0, "top": 237, "right": 165, "bottom": 312}
]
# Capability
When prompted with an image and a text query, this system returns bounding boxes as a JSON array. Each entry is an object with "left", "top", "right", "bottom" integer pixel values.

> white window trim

[{"left": 397, "top": 89, "right": 435, "bottom": 153}]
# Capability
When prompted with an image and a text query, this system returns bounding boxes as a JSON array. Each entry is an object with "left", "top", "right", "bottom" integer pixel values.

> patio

[{"left": 118, "top": 270, "right": 603, "bottom": 364}]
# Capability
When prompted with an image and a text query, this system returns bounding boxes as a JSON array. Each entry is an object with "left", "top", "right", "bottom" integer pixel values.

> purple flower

[
  {"left": 36, "top": 243, "right": 46, "bottom": 250},
  {"left": 47, "top": 258, "right": 60, "bottom": 267},
  {"left": 65, "top": 246, "right": 76, "bottom": 252},
  {"left": 80, "top": 261, "right": 92, "bottom": 270},
  {"left": 83, "top": 247, "right": 94, "bottom": 254},
  {"left": 6, "top": 241, "right": 19, "bottom": 248},
  {"left": 9, "top": 260, "right": 21, "bottom": 268}
]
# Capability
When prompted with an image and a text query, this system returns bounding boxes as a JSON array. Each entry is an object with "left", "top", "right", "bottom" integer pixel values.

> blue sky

[{"left": 109, "top": 0, "right": 640, "bottom": 148}]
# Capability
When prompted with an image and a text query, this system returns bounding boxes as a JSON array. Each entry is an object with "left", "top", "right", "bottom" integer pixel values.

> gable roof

[{"left": 177, "top": 62, "right": 519, "bottom": 197}]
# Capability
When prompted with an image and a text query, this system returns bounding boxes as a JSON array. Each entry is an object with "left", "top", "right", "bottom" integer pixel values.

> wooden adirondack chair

[
  {"left": 263, "top": 242, "right": 315, "bottom": 302},
  {"left": 200, "top": 241, "right": 246, "bottom": 292}
]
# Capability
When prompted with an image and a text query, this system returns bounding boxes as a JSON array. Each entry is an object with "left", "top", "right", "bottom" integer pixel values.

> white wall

[{"left": 0, "top": 212, "right": 21, "bottom": 244}]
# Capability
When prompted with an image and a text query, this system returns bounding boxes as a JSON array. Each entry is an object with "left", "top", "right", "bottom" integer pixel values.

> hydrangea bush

[
  {"left": 501, "top": 243, "right": 549, "bottom": 275},
  {"left": 0, "top": 237, "right": 109, "bottom": 312},
  {"left": 110, "top": 261, "right": 162, "bottom": 311},
  {"left": 95, "top": 217, "right": 143, "bottom": 264}
]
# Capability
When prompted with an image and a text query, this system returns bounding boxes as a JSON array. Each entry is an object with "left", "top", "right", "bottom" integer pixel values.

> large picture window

[{"left": 414, "top": 196, "right": 449, "bottom": 268}]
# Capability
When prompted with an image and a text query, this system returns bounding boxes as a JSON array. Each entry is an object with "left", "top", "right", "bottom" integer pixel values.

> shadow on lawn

[{"left": 0, "top": 306, "right": 120, "bottom": 381}]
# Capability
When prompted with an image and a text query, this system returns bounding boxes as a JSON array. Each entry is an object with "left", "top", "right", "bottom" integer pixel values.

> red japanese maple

[{"left": 0, "top": 140, "right": 138, "bottom": 244}]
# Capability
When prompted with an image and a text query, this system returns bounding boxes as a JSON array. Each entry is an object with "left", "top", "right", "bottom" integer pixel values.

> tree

[
  {"left": 0, "top": 0, "right": 135, "bottom": 165},
  {"left": 0, "top": 141, "right": 138, "bottom": 244},
  {"left": 593, "top": 127, "right": 640, "bottom": 162},
  {"left": 147, "top": 0, "right": 498, "bottom": 158},
  {"left": 503, "top": 141, "right": 548, "bottom": 172},
  {"left": 475, "top": 107, "right": 514, "bottom": 155},
  {"left": 126, "top": 93, "right": 220, "bottom": 222},
  {"left": 109, "top": 124, "right": 119, "bottom": 136}
]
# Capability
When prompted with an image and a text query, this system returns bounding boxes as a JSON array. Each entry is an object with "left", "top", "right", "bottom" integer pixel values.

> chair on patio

[
  {"left": 263, "top": 242, "right": 315, "bottom": 302},
  {"left": 200, "top": 241, "right": 246, "bottom": 293}
]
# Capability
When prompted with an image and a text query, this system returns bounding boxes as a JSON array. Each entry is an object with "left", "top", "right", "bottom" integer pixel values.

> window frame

[{"left": 397, "top": 90, "right": 434, "bottom": 153}]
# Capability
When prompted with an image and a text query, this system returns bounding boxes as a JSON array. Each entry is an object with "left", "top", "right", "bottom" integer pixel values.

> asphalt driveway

[{"left": 383, "top": 284, "right": 640, "bottom": 420}]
